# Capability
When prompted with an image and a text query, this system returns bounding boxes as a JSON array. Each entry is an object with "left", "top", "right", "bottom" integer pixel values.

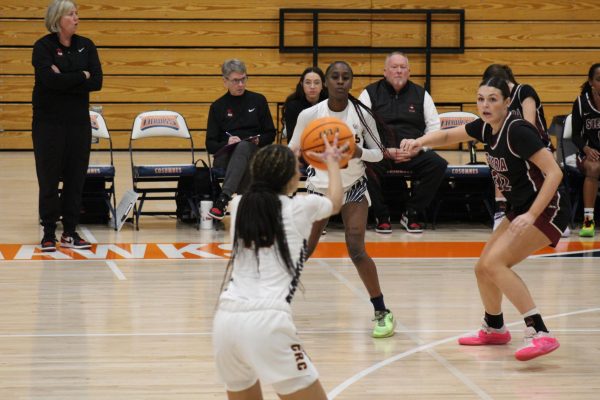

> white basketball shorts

[{"left": 213, "top": 297, "right": 319, "bottom": 394}]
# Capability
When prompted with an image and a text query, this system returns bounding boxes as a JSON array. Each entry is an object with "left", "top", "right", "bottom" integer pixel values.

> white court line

[
  {"left": 78, "top": 226, "right": 97, "bottom": 243},
  {"left": 531, "top": 248, "right": 600, "bottom": 258},
  {"left": 327, "top": 306, "right": 600, "bottom": 399},
  {"left": 106, "top": 260, "right": 126, "bottom": 280},
  {"left": 317, "top": 260, "right": 492, "bottom": 400},
  {"left": 2, "top": 253, "right": 597, "bottom": 263},
  {"left": 1, "top": 327, "right": 599, "bottom": 339}
]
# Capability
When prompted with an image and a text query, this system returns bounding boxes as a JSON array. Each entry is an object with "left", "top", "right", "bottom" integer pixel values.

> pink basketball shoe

[
  {"left": 514, "top": 327, "right": 560, "bottom": 361},
  {"left": 458, "top": 319, "right": 511, "bottom": 346}
]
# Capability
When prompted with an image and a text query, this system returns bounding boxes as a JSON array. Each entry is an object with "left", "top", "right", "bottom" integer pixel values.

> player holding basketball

[
  {"left": 213, "top": 141, "right": 343, "bottom": 399},
  {"left": 401, "top": 77, "right": 569, "bottom": 361},
  {"left": 289, "top": 61, "right": 396, "bottom": 338}
]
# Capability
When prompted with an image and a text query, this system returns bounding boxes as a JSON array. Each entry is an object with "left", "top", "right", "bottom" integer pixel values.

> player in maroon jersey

[{"left": 401, "top": 77, "right": 568, "bottom": 361}]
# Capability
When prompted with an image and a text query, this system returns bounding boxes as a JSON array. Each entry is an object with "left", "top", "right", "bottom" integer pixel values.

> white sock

[
  {"left": 584, "top": 208, "right": 594, "bottom": 220},
  {"left": 522, "top": 307, "right": 540, "bottom": 319}
]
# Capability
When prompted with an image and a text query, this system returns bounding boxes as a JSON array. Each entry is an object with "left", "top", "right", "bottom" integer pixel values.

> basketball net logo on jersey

[{"left": 140, "top": 115, "right": 180, "bottom": 131}]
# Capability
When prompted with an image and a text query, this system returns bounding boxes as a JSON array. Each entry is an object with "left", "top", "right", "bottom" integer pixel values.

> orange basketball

[{"left": 300, "top": 117, "right": 356, "bottom": 170}]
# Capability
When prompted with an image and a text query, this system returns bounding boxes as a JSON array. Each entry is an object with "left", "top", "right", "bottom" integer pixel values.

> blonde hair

[{"left": 45, "top": 0, "right": 77, "bottom": 33}]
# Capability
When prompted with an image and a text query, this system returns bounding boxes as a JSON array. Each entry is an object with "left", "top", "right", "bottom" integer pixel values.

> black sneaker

[
  {"left": 60, "top": 232, "right": 91, "bottom": 249},
  {"left": 208, "top": 194, "right": 230, "bottom": 221},
  {"left": 40, "top": 234, "right": 57, "bottom": 252},
  {"left": 375, "top": 217, "right": 392, "bottom": 234},
  {"left": 401, "top": 211, "right": 423, "bottom": 233}
]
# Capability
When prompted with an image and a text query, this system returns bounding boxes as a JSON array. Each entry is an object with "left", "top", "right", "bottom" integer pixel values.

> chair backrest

[
  {"left": 563, "top": 114, "right": 573, "bottom": 139},
  {"left": 129, "top": 110, "right": 194, "bottom": 166},
  {"left": 558, "top": 114, "right": 578, "bottom": 168},
  {"left": 131, "top": 110, "right": 191, "bottom": 140},
  {"left": 438, "top": 111, "right": 479, "bottom": 129},
  {"left": 439, "top": 111, "right": 480, "bottom": 164},
  {"left": 89, "top": 110, "right": 114, "bottom": 167},
  {"left": 90, "top": 110, "right": 110, "bottom": 140}
]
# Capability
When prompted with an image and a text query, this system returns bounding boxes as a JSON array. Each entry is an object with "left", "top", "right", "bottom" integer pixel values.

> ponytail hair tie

[{"left": 249, "top": 181, "right": 275, "bottom": 193}]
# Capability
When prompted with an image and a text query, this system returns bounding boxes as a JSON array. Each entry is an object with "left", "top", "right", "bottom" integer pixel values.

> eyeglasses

[{"left": 226, "top": 76, "right": 248, "bottom": 85}]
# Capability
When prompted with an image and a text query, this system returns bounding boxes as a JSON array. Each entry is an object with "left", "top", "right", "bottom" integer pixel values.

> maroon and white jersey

[
  {"left": 508, "top": 84, "right": 551, "bottom": 149},
  {"left": 571, "top": 92, "right": 600, "bottom": 152},
  {"left": 465, "top": 113, "right": 558, "bottom": 213}
]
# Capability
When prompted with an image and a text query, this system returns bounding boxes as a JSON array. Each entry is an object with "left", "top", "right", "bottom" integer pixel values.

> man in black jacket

[
  {"left": 206, "top": 59, "right": 276, "bottom": 220},
  {"left": 359, "top": 52, "right": 447, "bottom": 233}
]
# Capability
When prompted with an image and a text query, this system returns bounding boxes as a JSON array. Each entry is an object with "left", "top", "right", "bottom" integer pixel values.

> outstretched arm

[
  {"left": 306, "top": 134, "right": 345, "bottom": 214},
  {"left": 400, "top": 125, "right": 472, "bottom": 154}
]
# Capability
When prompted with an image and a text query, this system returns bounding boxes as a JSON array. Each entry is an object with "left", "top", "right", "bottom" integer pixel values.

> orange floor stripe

[{"left": 1, "top": 241, "right": 599, "bottom": 261}]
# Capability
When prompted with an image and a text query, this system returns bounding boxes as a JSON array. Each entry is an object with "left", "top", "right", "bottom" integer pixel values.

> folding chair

[
  {"left": 557, "top": 114, "right": 585, "bottom": 225},
  {"left": 86, "top": 110, "right": 118, "bottom": 229},
  {"left": 439, "top": 111, "right": 482, "bottom": 164},
  {"left": 431, "top": 111, "right": 494, "bottom": 227},
  {"left": 129, "top": 111, "right": 199, "bottom": 230}
]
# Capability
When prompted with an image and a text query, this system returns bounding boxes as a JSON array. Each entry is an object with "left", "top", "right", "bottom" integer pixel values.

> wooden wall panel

[
  {"left": 1, "top": 20, "right": 458, "bottom": 48},
  {"left": 373, "top": 1, "right": 597, "bottom": 21},
  {"left": 4, "top": 20, "right": 599, "bottom": 49},
  {"left": 2, "top": 1, "right": 598, "bottom": 150},
  {"left": 0, "top": 75, "right": 380, "bottom": 103},
  {"left": 465, "top": 22, "right": 600, "bottom": 48},
  {"left": 0, "top": 103, "right": 280, "bottom": 132},
  {"left": 1, "top": 0, "right": 594, "bottom": 21},
  {"left": 0, "top": 102, "right": 575, "bottom": 150},
  {"left": 0, "top": 48, "right": 374, "bottom": 76},
  {"left": 1, "top": 75, "right": 582, "bottom": 104},
  {"left": 5, "top": 48, "right": 599, "bottom": 77},
  {"left": 431, "top": 76, "right": 582, "bottom": 103},
  {"left": 1, "top": 20, "right": 281, "bottom": 47},
  {"left": 3, "top": 102, "right": 575, "bottom": 134}
]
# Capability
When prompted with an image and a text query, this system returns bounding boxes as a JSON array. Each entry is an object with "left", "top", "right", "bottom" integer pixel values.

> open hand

[
  {"left": 307, "top": 132, "right": 349, "bottom": 165},
  {"left": 509, "top": 212, "right": 535, "bottom": 236}
]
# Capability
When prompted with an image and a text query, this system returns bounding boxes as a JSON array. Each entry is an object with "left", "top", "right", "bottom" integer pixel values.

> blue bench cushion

[
  {"left": 445, "top": 164, "right": 490, "bottom": 179},
  {"left": 133, "top": 164, "right": 196, "bottom": 178},
  {"left": 86, "top": 165, "right": 115, "bottom": 177}
]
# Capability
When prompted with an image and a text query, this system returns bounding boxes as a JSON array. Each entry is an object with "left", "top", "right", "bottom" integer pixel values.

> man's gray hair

[
  {"left": 385, "top": 51, "right": 409, "bottom": 65},
  {"left": 222, "top": 59, "right": 247, "bottom": 77}
]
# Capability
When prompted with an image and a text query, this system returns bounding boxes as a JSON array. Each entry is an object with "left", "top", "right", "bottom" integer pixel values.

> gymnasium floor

[{"left": 1, "top": 151, "right": 599, "bottom": 399}]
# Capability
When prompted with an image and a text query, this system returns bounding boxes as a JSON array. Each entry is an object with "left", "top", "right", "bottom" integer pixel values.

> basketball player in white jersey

[{"left": 213, "top": 140, "right": 343, "bottom": 399}]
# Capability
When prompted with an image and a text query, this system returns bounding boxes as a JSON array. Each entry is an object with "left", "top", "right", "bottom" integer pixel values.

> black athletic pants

[
  {"left": 32, "top": 119, "right": 91, "bottom": 235},
  {"left": 367, "top": 151, "right": 448, "bottom": 219},
  {"left": 213, "top": 140, "right": 259, "bottom": 197}
]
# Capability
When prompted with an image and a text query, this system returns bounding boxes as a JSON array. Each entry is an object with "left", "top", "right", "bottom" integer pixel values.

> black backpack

[
  {"left": 79, "top": 177, "right": 110, "bottom": 224},
  {"left": 176, "top": 160, "right": 222, "bottom": 223}
]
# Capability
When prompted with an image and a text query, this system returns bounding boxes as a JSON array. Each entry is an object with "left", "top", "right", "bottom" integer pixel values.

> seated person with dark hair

[
  {"left": 359, "top": 52, "right": 447, "bottom": 233},
  {"left": 206, "top": 58, "right": 276, "bottom": 220},
  {"left": 283, "top": 66, "right": 328, "bottom": 143}
]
